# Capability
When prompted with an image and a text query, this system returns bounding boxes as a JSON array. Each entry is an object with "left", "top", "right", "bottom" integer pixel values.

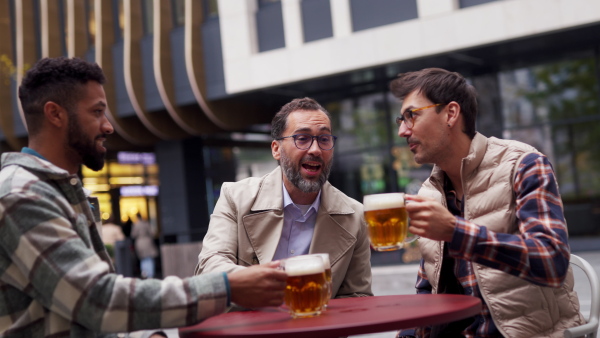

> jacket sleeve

[
  {"left": 195, "top": 183, "right": 246, "bottom": 275},
  {"left": 0, "top": 192, "right": 229, "bottom": 333},
  {"left": 335, "top": 209, "right": 373, "bottom": 298}
]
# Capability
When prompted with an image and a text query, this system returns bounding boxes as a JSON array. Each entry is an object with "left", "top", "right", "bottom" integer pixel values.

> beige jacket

[
  {"left": 196, "top": 166, "right": 373, "bottom": 298},
  {"left": 419, "top": 133, "right": 584, "bottom": 337}
]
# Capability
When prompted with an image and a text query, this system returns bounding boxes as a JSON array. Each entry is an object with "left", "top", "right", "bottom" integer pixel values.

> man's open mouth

[{"left": 302, "top": 162, "right": 322, "bottom": 172}]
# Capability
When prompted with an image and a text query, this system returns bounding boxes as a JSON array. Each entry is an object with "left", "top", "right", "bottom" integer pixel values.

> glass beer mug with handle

[
  {"left": 281, "top": 255, "right": 328, "bottom": 318},
  {"left": 310, "top": 253, "right": 332, "bottom": 308},
  {"left": 363, "top": 192, "right": 418, "bottom": 251}
]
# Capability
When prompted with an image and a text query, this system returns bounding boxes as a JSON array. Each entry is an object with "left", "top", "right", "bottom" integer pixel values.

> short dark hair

[
  {"left": 18, "top": 57, "right": 106, "bottom": 135},
  {"left": 149, "top": 331, "right": 168, "bottom": 338},
  {"left": 389, "top": 68, "right": 478, "bottom": 138},
  {"left": 271, "top": 97, "right": 331, "bottom": 139}
]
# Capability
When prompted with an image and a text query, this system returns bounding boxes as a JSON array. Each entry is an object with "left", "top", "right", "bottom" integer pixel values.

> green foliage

[{"left": 520, "top": 58, "right": 600, "bottom": 199}]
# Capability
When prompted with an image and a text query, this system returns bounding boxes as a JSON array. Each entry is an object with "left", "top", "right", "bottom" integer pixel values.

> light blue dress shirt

[{"left": 272, "top": 183, "right": 321, "bottom": 261}]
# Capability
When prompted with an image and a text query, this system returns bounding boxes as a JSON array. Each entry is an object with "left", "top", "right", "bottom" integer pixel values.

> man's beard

[
  {"left": 280, "top": 150, "right": 332, "bottom": 193},
  {"left": 67, "top": 112, "right": 107, "bottom": 171}
]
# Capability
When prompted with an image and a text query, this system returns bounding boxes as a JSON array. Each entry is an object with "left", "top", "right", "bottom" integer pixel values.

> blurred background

[{"left": 1, "top": 0, "right": 600, "bottom": 279}]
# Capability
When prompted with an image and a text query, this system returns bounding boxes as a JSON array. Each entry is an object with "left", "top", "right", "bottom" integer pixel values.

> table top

[{"left": 179, "top": 294, "right": 482, "bottom": 338}]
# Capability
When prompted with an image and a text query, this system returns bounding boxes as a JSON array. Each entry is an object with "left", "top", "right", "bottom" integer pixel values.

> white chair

[{"left": 564, "top": 254, "right": 600, "bottom": 338}]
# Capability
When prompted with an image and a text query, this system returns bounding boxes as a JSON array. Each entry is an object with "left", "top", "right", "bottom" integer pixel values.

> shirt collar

[
  {"left": 21, "top": 147, "right": 48, "bottom": 161},
  {"left": 282, "top": 182, "right": 321, "bottom": 213}
]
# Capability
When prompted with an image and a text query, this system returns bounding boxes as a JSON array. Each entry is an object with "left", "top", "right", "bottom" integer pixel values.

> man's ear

[
  {"left": 272, "top": 139, "right": 281, "bottom": 161},
  {"left": 43, "top": 101, "right": 67, "bottom": 128},
  {"left": 445, "top": 101, "right": 461, "bottom": 128}
]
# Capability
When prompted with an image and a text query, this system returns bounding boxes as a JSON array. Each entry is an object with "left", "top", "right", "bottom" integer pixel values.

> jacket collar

[
  {"left": 1, "top": 152, "right": 71, "bottom": 180},
  {"left": 429, "top": 132, "right": 488, "bottom": 187},
  {"left": 243, "top": 166, "right": 357, "bottom": 265},
  {"left": 461, "top": 132, "right": 488, "bottom": 178}
]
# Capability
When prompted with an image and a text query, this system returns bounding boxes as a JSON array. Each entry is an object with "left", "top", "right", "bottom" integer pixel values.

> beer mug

[
  {"left": 310, "top": 253, "right": 332, "bottom": 308},
  {"left": 363, "top": 192, "right": 418, "bottom": 251},
  {"left": 281, "top": 255, "right": 328, "bottom": 318}
]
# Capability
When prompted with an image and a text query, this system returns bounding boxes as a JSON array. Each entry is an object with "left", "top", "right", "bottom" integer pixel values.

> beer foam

[
  {"left": 285, "top": 257, "right": 325, "bottom": 277},
  {"left": 363, "top": 193, "right": 405, "bottom": 211},
  {"left": 312, "top": 253, "right": 330, "bottom": 268}
]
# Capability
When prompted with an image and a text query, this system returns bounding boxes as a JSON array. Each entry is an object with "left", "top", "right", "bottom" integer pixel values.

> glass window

[
  {"left": 256, "top": 0, "right": 285, "bottom": 52},
  {"left": 459, "top": 0, "right": 499, "bottom": 9},
  {"left": 113, "top": 0, "right": 124, "bottom": 41},
  {"left": 301, "top": 0, "right": 333, "bottom": 43},
  {"left": 326, "top": 92, "right": 430, "bottom": 198},
  {"left": 172, "top": 0, "right": 184, "bottom": 27},
  {"left": 499, "top": 57, "right": 600, "bottom": 200},
  {"left": 85, "top": 0, "right": 96, "bottom": 46},
  {"left": 350, "top": 0, "right": 418, "bottom": 32},
  {"left": 142, "top": 0, "right": 153, "bottom": 35},
  {"left": 59, "top": 0, "right": 68, "bottom": 56},
  {"left": 203, "top": 0, "right": 219, "bottom": 21},
  {"left": 330, "top": 93, "right": 389, "bottom": 153},
  {"left": 259, "top": 0, "right": 280, "bottom": 7}
]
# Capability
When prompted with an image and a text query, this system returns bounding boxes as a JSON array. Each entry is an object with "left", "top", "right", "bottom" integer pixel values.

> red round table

[{"left": 179, "top": 294, "right": 481, "bottom": 338}]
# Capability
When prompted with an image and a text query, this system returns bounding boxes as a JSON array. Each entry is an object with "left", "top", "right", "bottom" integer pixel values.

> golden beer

[
  {"left": 323, "top": 268, "right": 332, "bottom": 306},
  {"left": 363, "top": 193, "right": 410, "bottom": 251},
  {"left": 324, "top": 268, "right": 332, "bottom": 283},
  {"left": 310, "top": 253, "right": 333, "bottom": 307},
  {"left": 283, "top": 256, "right": 327, "bottom": 318}
]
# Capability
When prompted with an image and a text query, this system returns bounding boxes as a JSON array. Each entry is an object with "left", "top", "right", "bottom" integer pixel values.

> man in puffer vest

[{"left": 391, "top": 68, "right": 584, "bottom": 338}]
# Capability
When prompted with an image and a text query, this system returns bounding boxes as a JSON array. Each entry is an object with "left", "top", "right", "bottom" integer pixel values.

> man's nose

[
  {"left": 307, "top": 138, "right": 322, "bottom": 155},
  {"left": 398, "top": 122, "right": 411, "bottom": 138},
  {"left": 102, "top": 114, "right": 114, "bottom": 135}
]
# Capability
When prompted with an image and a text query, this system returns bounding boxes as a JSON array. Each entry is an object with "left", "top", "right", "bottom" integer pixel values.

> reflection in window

[
  {"left": 336, "top": 93, "right": 388, "bottom": 152},
  {"left": 499, "top": 58, "right": 600, "bottom": 200},
  {"left": 59, "top": 0, "right": 68, "bottom": 56},
  {"left": 113, "top": 0, "right": 124, "bottom": 41},
  {"left": 85, "top": 0, "right": 96, "bottom": 46},
  {"left": 172, "top": 0, "right": 184, "bottom": 27},
  {"left": 327, "top": 93, "right": 428, "bottom": 196},
  {"left": 142, "top": 0, "right": 153, "bottom": 35},
  {"left": 203, "top": 0, "right": 219, "bottom": 20}
]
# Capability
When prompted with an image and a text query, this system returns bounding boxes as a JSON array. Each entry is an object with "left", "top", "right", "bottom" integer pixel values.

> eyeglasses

[
  {"left": 276, "top": 134, "right": 337, "bottom": 150},
  {"left": 395, "top": 103, "right": 443, "bottom": 129}
]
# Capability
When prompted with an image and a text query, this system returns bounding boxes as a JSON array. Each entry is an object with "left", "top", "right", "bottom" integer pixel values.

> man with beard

[
  {"left": 0, "top": 57, "right": 288, "bottom": 337},
  {"left": 196, "top": 97, "right": 372, "bottom": 299}
]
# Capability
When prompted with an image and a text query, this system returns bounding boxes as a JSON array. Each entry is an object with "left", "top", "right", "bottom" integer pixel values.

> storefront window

[
  {"left": 499, "top": 57, "right": 600, "bottom": 201},
  {"left": 331, "top": 93, "right": 389, "bottom": 153},
  {"left": 326, "top": 92, "right": 431, "bottom": 198},
  {"left": 82, "top": 152, "right": 160, "bottom": 224}
]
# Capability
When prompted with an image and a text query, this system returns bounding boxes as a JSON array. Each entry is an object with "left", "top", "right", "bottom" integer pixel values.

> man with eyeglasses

[
  {"left": 196, "top": 97, "right": 373, "bottom": 300},
  {"left": 391, "top": 68, "right": 584, "bottom": 338}
]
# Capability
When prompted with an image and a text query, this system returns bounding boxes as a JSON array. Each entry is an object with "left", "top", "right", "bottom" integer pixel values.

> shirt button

[
  {"left": 69, "top": 178, "right": 78, "bottom": 185},
  {"left": 290, "top": 250, "right": 295, "bottom": 254}
]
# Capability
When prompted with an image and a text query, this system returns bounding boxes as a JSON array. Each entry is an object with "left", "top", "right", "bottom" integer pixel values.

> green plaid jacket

[{"left": 0, "top": 153, "right": 228, "bottom": 337}]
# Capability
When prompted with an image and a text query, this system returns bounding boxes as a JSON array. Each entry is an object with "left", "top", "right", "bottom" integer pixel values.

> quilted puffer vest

[{"left": 418, "top": 133, "right": 584, "bottom": 337}]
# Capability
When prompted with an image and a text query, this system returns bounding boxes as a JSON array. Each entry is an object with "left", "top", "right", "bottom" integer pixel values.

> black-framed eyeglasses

[
  {"left": 395, "top": 103, "right": 444, "bottom": 129},
  {"left": 276, "top": 134, "right": 337, "bottom": 150}
]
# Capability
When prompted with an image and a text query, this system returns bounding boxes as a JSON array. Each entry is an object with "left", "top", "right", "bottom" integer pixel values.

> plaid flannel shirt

[
  {"left": 0, "top": 152, "right": 229, "bottom": 338},
  {"left": 411, "top": 153, "right": 571, "bottom": 338}
]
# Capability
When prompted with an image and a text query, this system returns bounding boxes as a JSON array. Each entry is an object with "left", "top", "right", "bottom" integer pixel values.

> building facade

[{"left": 1, "top": 0, "right": 600, "bottom": 253}]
